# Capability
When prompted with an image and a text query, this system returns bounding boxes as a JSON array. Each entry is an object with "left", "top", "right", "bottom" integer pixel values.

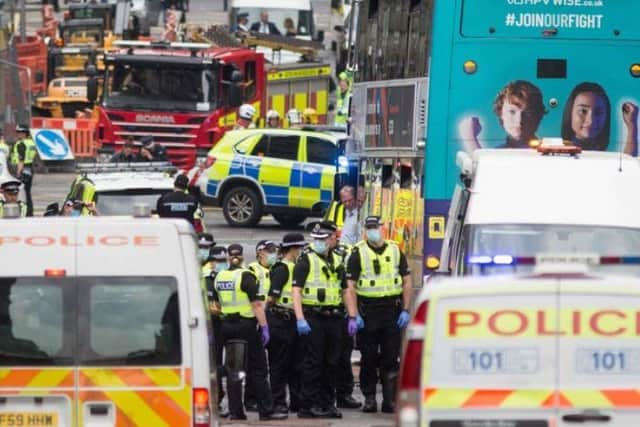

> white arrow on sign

[{"left": 38, "top": 133, "right": 67, "bottom": 156}]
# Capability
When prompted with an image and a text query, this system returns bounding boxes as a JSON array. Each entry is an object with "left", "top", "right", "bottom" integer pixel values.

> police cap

[
  {"left": 140, "top": 135, "right": 154, "bottom": 147},
  {"left": 364, "top": 215, "right": 382, "bottom": 229},
  {"left": 198, "top": 232, "right": 215, "bottom": 248},
  {"left": 1, "top": 180, "right": 21, "bottom": 194},
  {"left": 309, "top": 220, "right": 337, "bottom": 239},
  {"left": 281, "top": 232, "right": 306, "bottom": 248},
  {"left": 228, "top": 243, "right": 243, "bottom": 257},
  {"left": 209, "top": 245, "right": 227, "bottom": 261},
  {"left": 238, "top": 12, "right": 249, "bottom": 19},
  {"left": 256, "top": 239, "right": 276, "bottom": 252},
  {"left": 15, "top": 124, "right": 29, "bottom": 133},
  {"left": 174, "top": 174, "right": 189, "bottom": 190}
]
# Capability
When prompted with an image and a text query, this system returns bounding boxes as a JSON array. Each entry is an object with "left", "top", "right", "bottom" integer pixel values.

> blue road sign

[{"left": 32, "top": 129, "right": 74, "bottom": 161}]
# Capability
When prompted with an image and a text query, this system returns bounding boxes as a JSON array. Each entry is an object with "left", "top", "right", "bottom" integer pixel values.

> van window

[
  {"left": 79, "top": 277, "right": 181, "bottom": 366},
  {"left": 0, "top": 278, "right": 72, "bottom": 366},
  {"left": 307, "top": 136, "right": 337, "bottom": 165}
]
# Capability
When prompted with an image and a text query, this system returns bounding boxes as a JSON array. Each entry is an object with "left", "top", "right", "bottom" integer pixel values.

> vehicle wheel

[
  {"left": 272, "top": 213, "right": 307, "bottom": 228},
  {"left": 222, "top": 186, "right": 262, "bottom": 227}
]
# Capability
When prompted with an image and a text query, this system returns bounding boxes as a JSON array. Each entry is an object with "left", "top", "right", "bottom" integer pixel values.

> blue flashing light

[
  {"left": 468, "top": 255, "right": 492, "bottom": 265},
  {"left": 493, "top": 255, "right": 514, "bottom": 265}
]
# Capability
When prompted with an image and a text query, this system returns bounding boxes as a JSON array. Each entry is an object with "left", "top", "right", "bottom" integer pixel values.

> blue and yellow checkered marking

[{"left": 208, "top": 155, "right": 335, "bottom": 208}]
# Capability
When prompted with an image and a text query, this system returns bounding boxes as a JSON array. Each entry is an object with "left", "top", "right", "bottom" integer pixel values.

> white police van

[
  {"left": 438, "top": 144, "right": 640, "bottom": 276},
  {"left": 0, "top": 213, "right": 217, "bottom": 427},
  {"left": 398, "top": 258, "right": 640, "bottom": 427}
]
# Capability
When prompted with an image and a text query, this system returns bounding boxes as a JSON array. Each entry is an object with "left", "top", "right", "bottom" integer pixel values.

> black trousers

[
  {"left": 211, "top": 316, "right": 224, "bottom": 403},
  {"left": 21, "top": 170, "right": 33, "bottom": 217},
  {"left": 357, "top": 303, "right": 401, "bottom": 399},
  {"left": 267, "top": 310, "right": 303, "bottom": 410},
  {"left": 300, "top": 311, "right": 343, "bottom": 410},
  {"left": 221, "top": 317, "right": 273, "bottom": 417},
  {"left": 335, "top": 317, "right": 355, "bottom": 398}
]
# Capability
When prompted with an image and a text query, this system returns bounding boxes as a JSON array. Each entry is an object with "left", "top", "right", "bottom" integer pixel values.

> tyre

[
  {"left": 222, "top": 186, "right": 262, "bottom": 227},
  {"left": 272, "top": 213, "right": 307, "bottom": 228}
]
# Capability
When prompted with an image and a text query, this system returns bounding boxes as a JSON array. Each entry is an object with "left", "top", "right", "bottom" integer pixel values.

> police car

[
  {"left": 74, "top": 162, "right": 175, "bottom": 216},
  {"left": 187, "top": 128, "right": 349, "bottom": 227},
  {"left": 0, "top": 213, "right": 217, "bottom": 427},
  {"left": 398, "top": 258, "right": 640, "bottom": 427},
  {"left": 438, "top": 143, "right": 640, "bottom": 276}
]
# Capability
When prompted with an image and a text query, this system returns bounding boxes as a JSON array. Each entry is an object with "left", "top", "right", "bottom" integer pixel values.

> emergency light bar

[
  {"left": 468, "top": 254, "right": 640, "bottom": 266},
  {"left": 113, "top": 40, "right": 212, "bottom": 50},
  {"left": 76, "top": 162, "right": 178, "bottom": 174}
]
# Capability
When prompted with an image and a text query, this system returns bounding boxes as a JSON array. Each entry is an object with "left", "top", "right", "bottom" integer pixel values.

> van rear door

[
  {"left": 557, "top": 280, "right": 640, "bottom": 426},
  {"left": 422, "top": 282, "right": 559, "bottom": 426}
]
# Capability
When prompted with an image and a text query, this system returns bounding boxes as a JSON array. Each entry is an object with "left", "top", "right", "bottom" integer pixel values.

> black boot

[
  {"left": 381, "top": 373, "right": 397, "bottom": 413},
  {"left": 337, "top": 394, "right": 362, "bottom": 409},
  {"left": 362, "top": 396, "right": 377, "bottom": 413}
]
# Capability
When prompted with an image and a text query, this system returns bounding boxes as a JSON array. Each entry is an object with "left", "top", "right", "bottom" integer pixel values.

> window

[
  {"left": 307, "top": 137, "right": 337, "bottom": 165},
  {"left": 244, "top": 61, "right": 257, "bottom": 101},
  {"left": 80, "top": 277, "right": 181, "bottom": 365},
  {"left": 250, "top": 135, "right": 269, "bottom": 156},
  {"left": 268, "top": 135, "right": 299, "bottom": 161},
  {"left": 0, "top": 278, "right": 72, "bottom": 366}
]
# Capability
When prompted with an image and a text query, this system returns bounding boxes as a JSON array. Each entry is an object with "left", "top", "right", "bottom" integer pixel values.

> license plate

[
  {"left": 0, "top": 413, "right": 58, "bottom": 427},
  {"left": 431, "top": 421, "right": 548, "bottom": 427}
]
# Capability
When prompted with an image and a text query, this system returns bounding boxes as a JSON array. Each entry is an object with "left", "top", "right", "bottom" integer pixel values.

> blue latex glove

[
  {"left": 397, "top": 310, "right": 410, "bottom": 329},
  {"left": 261, "top": 324, "right": 270, "bottom": 347},
  {"left": 297, "top": 319, "right": 311, "bottom": 336},
  {"left": 347, "top": 318, "right": 358, "bottom": 337},
  {"left": 356, "top": 314, "right": 365, "bottom": 330}
]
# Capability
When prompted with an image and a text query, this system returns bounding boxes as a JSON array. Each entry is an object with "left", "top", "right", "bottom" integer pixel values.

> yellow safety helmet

[{"left": 302, "top": 107, "right": 318, "bottom": 125}]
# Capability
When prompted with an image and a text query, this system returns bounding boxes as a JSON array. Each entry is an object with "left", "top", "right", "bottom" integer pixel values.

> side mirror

[{"left": 87, "top": 77, "right": 98, "bottom": 103}]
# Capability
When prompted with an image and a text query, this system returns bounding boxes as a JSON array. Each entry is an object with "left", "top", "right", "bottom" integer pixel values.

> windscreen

[
  {"left": 464, "top": 224, "right": 640, "bottom": 276},
  {"left": 104, "top": 61, "right": 216, "bottom": 112},
  {"left": 96, "top": 189, "right": 170, "bottom": 216},
  {"left": 62, "top": 26, "right": 103, "bottom": 46},
  {"left": 233, "top": 8, "right": 313, "bottom": 36},
  {"left": 0, "top": 277, "right": 180, "bottom": 366}
]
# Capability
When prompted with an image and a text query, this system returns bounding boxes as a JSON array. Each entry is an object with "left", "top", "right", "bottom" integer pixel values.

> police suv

[
  {"left": 0, "top": 212, "right": 217, "bottom": 427},
  {"left": 398, "top": 258, "right": 640, "bottom": 427}
]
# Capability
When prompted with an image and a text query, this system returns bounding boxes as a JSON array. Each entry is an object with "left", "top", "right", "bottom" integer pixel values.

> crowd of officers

[{"left": 198, "top": 211, "right": 412, "bottom": 420}]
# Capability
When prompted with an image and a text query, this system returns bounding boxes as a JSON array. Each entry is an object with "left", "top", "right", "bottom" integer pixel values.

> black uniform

[
  {"left": 210, "top": 266, "right": 274, "bottom": 418},
  {"left": 205, "top": 271, "right": 224, "bottom": 404},
  {"left": 294, "top": 249, "right": 345, "bottom": 415},
  {"left": 267, "top": 261, "right": 303, "bottom": 412},
  {"left": 346, "top": 242, "right": 410, "bottom": 404},
  {"left": 156, "top": 190, "right": 198, "bottom": 226}
]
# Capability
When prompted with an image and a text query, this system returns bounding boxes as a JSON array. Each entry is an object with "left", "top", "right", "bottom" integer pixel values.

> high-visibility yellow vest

[
  {"left": 248, "top": 261, "right": 270, "bottom": 297},
  {"left": 334, "top": 90, "right": 350, "bottom": 126},
  {"left": 355, "top": 240, "right": 402, "bottom": 298},
  {"left": 11, "top": 138, "right": 36, "bottom": 165},
  {"left": 301, "top": 251, "right": 343, "bottom": 306},
  {"left": 0, "top": 201, "right": 27, "bottom": 218},
  {"left": 214, "top": 268, "right": 254, "bottom": 318},
  {"left": 324, "top": 200, "right": 345, "bottom": 228},
  {"left": 275, "top": 259, "right": 295, "bottom": 309}
]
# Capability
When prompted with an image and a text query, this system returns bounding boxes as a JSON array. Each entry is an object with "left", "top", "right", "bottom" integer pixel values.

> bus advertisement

[{"left": 424, "top": 0, "right": 640, "bottom": 273}]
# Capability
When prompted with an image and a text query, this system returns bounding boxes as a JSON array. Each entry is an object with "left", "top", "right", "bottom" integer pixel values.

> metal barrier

[{"left": 30, "top": 117, "right": 97, "bottom": 158}]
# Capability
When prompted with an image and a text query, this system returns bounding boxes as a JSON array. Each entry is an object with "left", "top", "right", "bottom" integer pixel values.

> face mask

[
  {"left": 312, "top": 240, "right": 327, "bottom": 254},
  {"left": 367, "top": 229, "right": 382, "bottom": 244},
  {"left": 199, "top": 249, "right": 210, "bottom": 262},
  {"left": 266, "top": 252, "right": 278, "bottom": 266},
  {"left": 71, "top": 210, "right": 81, "bottom": 217},
  {"left": 215, "top": 263, "right": 228, "bottom": 272}
]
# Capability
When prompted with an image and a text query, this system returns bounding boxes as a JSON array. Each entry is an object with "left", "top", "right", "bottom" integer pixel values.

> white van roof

[
  {"left": 89, "top": 171, "right": 174, "bottom": 192},
  {"left": 231, "top": 0, "right": 311, "bottom": 9},
  {"left": 465, "top": 149, "right": 640, "bottom": 228},
  {"left": 0, "top": 217, "right": 194, "bottom": 277}
]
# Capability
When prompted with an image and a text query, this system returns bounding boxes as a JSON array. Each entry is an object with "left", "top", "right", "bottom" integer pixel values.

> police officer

[
  {"left": 211, "top": 244, "right": 287, "bottom": 421},
  {"left": 204, "top": 245, "right": 229, "bottom": 417},
  {"left": 110, "top": 138, "right": 140, "bottom": 163},
  {"left": 345, "top": 215, "right": 413, "bottom": 413},
  {"left": 293, "top": 221, "right": 357, "bottom": 419},
  {"left": 139, "top": 135, "right": 169, "bottom": 162},
  {"left": 11, "top": 124, "right": 36, "bottom": 216},
  {"left": 156, "top": 174, "right": 199, "bottom": 227},
  {"left": 267, "top": 232, "right": 307, "bottom": 414},
  {"left": 334, "top": 72, "right": 351, "bottom": 126},
  {"left": 0, "top": 180, "right": 27, "bottom": 217},
  {"left": 245, "top": 239, "right": 278, "bottom": 411}
]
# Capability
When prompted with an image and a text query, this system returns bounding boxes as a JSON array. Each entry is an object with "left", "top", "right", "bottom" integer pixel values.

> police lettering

[
  {"left": 217, "top": 281, "right": 235, "bottom": 291},
  {"left": 447, "top": 309, "right": 640, "bottom": 337},
  {"left": 0, "top": 235, "right": 159, "bottom": 247}
]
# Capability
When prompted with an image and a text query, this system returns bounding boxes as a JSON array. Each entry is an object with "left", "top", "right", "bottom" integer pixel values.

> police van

[
  {"left": 398, "top": 258, "right": 640, "bottom": 427},
  {"left": 0, "top": 214, "right": 216, "bottom": 427},
  {"left": 438, "top": 144, "right": 640, "bottom": 276}
]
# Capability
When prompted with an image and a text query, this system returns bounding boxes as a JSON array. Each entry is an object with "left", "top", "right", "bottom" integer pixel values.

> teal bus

[{"left": 423, "top": 0, "right": 640, "bottom": 272}]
